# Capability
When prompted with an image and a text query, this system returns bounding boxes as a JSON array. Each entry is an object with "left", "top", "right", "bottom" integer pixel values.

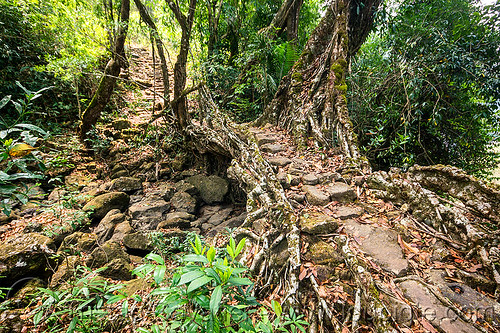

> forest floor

[{"left": 0, "top": 46, "right": 499, "bottom": 333}]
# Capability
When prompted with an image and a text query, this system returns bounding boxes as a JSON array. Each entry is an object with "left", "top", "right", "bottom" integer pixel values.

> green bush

[
  {"left": 133, "top": 236, "right": 308, "bottom": 332},
  {"left": 349, "top": 0, "right": 500, "bottom": 176}
]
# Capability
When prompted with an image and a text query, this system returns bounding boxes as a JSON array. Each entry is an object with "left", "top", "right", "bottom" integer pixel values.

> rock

[
  {"left": 343, "top": 220, "right": 408, "bottom": 276},
  {"left": 186, "top": 175, "right": 229, "bottom": 204},
  {"left": 111, "top": 163, "right": 126, "bottom": 174},
  {"left": 260, "top": 143, "right": 284, "bottom": 153},
  {"left": 123, "top": 278, "right": 148, "bottom": 296},
  {"left": 207, "top": 212, "right": 247, "bottom": 237},
  {"left": 267, "top": 157, "right": 292, "bottom": 167},
  {"left": 318, "top": 172, "right": 342, "bottom": 184},
  {"left": 86, "top": 241, "right": 130, "bottom": 270},
  {"left": 333, "top": 206, "right": 363, "bottom": 220},
  {"left": 83, "top": 192, "right": 130, "bottom": 220},
  {"left": 10, "top": 278, "right": 45, "bottom": 308},
  {"left": 398, "top": 280, "right": 481, "bottom": 333},
  {"left": 158, "top": 183, "right": 176, "bottom": 201},
  {"left": 48, "top": 188, "right": 67, "bottom": 202},
  {"left": 276, "top": 173, "right": 291, "bottom": 189},
  {"left": 0, "top": 309, "right": 25, "bottom": 333},
  {"left": 111, "top": 170, "right": 129, "bottom": 179},
  {"left": 65, "top": 174, "right": 91, "bottom": 191},
  {"left": 50, "top": 256, "right": 80, "bottom": 288},
  {"left": 289, "top": 193, "right": 306, "bottom": 203},
  {"left": 303, "top": 185, "right": 331, "bottom": 206},
  {"left": 428, "top": 269, "right": 500, "bottom": 326},
  {"left": 157, "top": 211, "right": 195, "bottom": 230},
  {"left": 57, "top": 232, "right": 98, "bottom": 255},
  {"left": 289, "top": 167, "right": 307, "bottom": 176},
  {"left": 326, "top": 182, "right": 357, "bottom": 203},
  {"left": 111, "top": 221, "right": 133, "bottom": 242},
  {"left": 109, "top": 177, "right": 143, "bottom": 193},
  {"left": 175, "top": 180, "right": 199, "bottom": 196},
  {"left": 112, "top": 119, "right": 132, "bottom": 130},
  {"left": 123, "top": 232, "right": 154, "bottom": 252},
  {"left": 302, "top": 174, "right": 319, "bottom": 185},
  {"left": 171, "top": 191, "right": 198, "bottom": 214},
  {"left": 129, "top": 198, "right": 170, "bottom": 231},
  {"left": 300, "top": 212, "right": 339, "bottom": 235},
  {"left": 303, "top": 236, "right": 343, "bottom": 266},
  {"left": 255, "top": 133, "right": 277, "bottom": 146},
  {"left": 100, "top": 258, "right": 133, "bottom": 280},
  {"left": 0, "top": 233, "right": 56, "bottom": 283},
  {"left": 95, "top": 210, "right": 126, "bottom": 243}
]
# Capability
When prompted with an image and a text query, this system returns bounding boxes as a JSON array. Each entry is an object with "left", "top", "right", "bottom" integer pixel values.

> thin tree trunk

[
  {"left": 167, "top": 0, "right": 197, "bottom": 131},
  {"left": 79, "top": 0, "right": 130, "bottom": 143},
  {"left": 133, "top": 0, "right": 170, "bottom": 103}
]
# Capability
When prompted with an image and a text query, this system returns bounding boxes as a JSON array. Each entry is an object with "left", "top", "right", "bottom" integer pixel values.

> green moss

[
  {"left": 291, "top": 71, "right": 303, "bottom": 83},
  {"left": 335, "top": 84, "right": 348, "bottom": 92}
]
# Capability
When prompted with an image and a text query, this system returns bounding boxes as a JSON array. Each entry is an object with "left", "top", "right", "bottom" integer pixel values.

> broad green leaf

[
  {"left": 107, "top": 294, "right": 126, "bottom": 304},
  {"left": 154, "top": 265, "right": 166, "bottom": 284},
  {"left": 206, "top": 246, "right": 216, "bottom": 263},
  {"left": 122, "top": 299, "right": 129, "bottom": 316},
  {"left": 67, "top": 317, "right": 77, "bottom": 333},
  {"left": 182, "top": 254, "right": 209, "bottom": 264},
  {"left": 271, "top": 300, "right": 282, "bottom": 317},
  {"left": 145, "top": 253, "right": 164, "bottom": 265},
  {"left": 227, "top": 277, "right": 252, "bottom": 286},
  {"left": 210, "top": 285, "right": 222, "bottom": 315},
  {"left": 178, "top": 270, "right": 205, "bottom": 285},
  {"left": 235, "top": 238, "right": 246, "bottom": 257},
  {"left": 14, "top": 123, "right": 48, "bottom": 136},
  {"left": 187, "top": 275, "right": 213, "bottom": 293}
]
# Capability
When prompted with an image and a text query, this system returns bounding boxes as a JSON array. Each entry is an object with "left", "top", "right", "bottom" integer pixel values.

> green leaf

[
  {"left": 67, "top": 317, "right": 77, "bottom": 333},
  {"left": 154, "top": 265, "right": 166, "bottom": 284},
  {"left": 187, "top": 275, "right": 213, "bottom": 293},
  {"left": 228, "top": 277, "right": 252, "bottom": 286},
  {"left": 207, "top": 246, "right": 216, "bottom": 263},
  {"left": 182, "top": 254, "right": 209, "bottom": 264},
  {"left": 107, "top": 294, "right": 126, "bottom": 304},
  {"left": 271, "top": 300, "right": 282, "bottom": 317},
  {"left": 178, "top": 270, "right": 205, "bottom": 286},
  {"left": 0, "top": 95, "right": 11, "bottom": 110},
  {"left": 33, "top": 311, "right": 43, "bottom": 326},
  {"left": 122, "top": 299, "right": 129, "bottom": 316},
  {"left": 210, "top": 285, "right": 223, "bottom": 315},
  {"left": 145, "top": 253, "right": 164, "bottom": 265},
  {"left": 14, "top": 123, "right": 48, "bottom": 137},
  {"left": 235, "top": 238, "right": 246, "bottom": 257}
]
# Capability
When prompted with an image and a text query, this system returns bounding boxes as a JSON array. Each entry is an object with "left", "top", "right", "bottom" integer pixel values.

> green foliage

[
  {"left": 0, "top": 0, "right": 106, "bottom": 124},
  {"left": 31, "top": 266, "right": 124, "bottom": 333},
  {"left": 133, "top": 235, "right": 308, "bottom": 332},
  {"left": 349, "top": 0, "right": 500, "bottom": 175},
  {"left": 0, "top": 85, "right": 50, "bottom": 215}
]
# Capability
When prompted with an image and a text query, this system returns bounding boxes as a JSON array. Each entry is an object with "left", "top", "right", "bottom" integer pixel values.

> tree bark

[
  {"left": 167, "top": 0, "right": 197, "bottom": 131},
  {"left": 133, "top": 0, "right": 170, "bottom": 103},
  {"left": 79, "top": 0, "right": 130, "bottom": 143},
  {"left": 258, "top": 0, "right": 381, "bottom": 164}
]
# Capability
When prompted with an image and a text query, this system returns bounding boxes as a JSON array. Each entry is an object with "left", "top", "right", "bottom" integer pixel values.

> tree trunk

[
  {"left": 258, "top": 0, "right": 381, "bottom": 164},
  {"left": 285, "top": 0, "right": 303, "bottom": 43},
  {"left": 167, "top": 0, "right": 197, "bottom": 131},
  {"left": 79, "top": 0, "right": 130, "bottom": 143},
  {"left": 133, "top": 0, "right": 170, "bottom": 103},
  {"left": 206, "top": 0, "right": 224, "bottom": 59}
]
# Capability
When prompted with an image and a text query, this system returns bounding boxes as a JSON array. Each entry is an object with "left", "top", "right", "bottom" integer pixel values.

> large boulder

[
  {"left": 0, "top": 233, "right": 56, "bottom": 284},
  {"left": 109, "top": 177, "right": 143, "bottom": 193},
  {"left": 95, "top": 209, "right": 127, "bottom": 243},
  {"left": 82, "top": 192, "right": 130, "bottom": 220},
  {"left": 86, "top": 241, "right": 132, "bottom": 280},
  {"left": 50, "top": 255, "right": 80, "bottom": 288},
  {"left": 326, "top": 182, "right": 357, "bottom": 203},
  {"left": 123, "top": 232, "right": 154, "bottom": 252},
  {"left": 129, "top": 198, "right": 170, "bottom": 231},
  {"left": 186, "top": 175, "right": 229, "bottom": 204},
  {"left": 57, "top": 232, "right": 98, "bottom": 255},
  {"left": 157, "top": 211, "right": 195, "bottom": 230},
  {"left": 171, "top": 191, "right": 197, "bottom": 215}
]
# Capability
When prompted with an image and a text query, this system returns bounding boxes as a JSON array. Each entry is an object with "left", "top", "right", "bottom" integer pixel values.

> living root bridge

[
  {"left": 185, "top": 86, "right": 403, "bottom": 332},
  {"left": 187, "top": 85, "right": 302, "bottom": 307}
]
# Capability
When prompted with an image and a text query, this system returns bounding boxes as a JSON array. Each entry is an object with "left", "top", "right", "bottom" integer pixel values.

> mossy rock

[
  {"left": 300, "top": 212, "right": 339, "bottom": 235},
  {"left": 82, "top": 192, "right": 130, "bottom": 220}
]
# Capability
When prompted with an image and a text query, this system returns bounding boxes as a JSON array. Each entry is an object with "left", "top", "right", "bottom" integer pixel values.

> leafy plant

[
  {"left": 31, "top": 266, "right": 125, "bottom": 333},
  {"left": 349, "top": 0, "right": 500, "bottom": 176},
  {"left": 133, "top": 235, "right": 308, "bottom": 332},
  {"left": 0, "top": 85, "right": 50, "bottom": 215}
]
